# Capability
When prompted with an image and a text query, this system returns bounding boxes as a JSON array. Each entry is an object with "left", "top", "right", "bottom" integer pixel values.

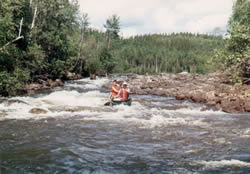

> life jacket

[
  {"left": 111, "top": 84, "right": 119, "bottom": 98},
  {"left": 119, "top": 88, "right": 129, "bottom": 101}
]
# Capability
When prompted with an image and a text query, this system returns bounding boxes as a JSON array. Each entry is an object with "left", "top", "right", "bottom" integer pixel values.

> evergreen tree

[{"left": 104, "top": 14, "right": 120, "bottom": 49}]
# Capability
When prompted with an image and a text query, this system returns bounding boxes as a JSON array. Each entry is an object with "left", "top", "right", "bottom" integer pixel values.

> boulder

[
  {"left": 49, "top": 79, "right": 64, "bottom": 87},
  {"left": 90, "top": 74, "right": 96, "bottom": 80},
  {"left": 6, "top": 99, "right": 28, "bottom": 105},
  {"left": 151, "top": 89, "right": 167, "bottom": 96},
  {"left": 147, "top": 82, "right": 159, "bottom": 89},
  {"left": 191, "top": 93, "right": 207, "bottom": 103},
  {"left": 221, "top": 97, "right": 244, "bottom": 113},
  {"left": 65, "top": 72, "right": 82, "bottom": 80},
  {"left": 26, "top": 83, "right": 41, "bottom": 90},
  {"left": 135, "top": 89, "right": 148, "bottom": 95},
  {"left": 175, "top": 95, "right": 187, "bottom": 100},
  {"left": 140, "top": 84, "right": 148, "bottom": 89},
  {"left": 54, "top": 79, "right": 64, "bottom": 86},
  {"left": 65, "top": 72, "right": 74, "bottom": 80},
  {"left": 244, "top": 101, "right": 250, "bottom": 112},
  {"left": 29, "top": 108, "right": 48, "bottom": 114},
  {"left": 37, "top": 79, "right": 47, "bottom": 85},
  {"left": 47, "top": 79, "right": 54, "bottom": 87}
]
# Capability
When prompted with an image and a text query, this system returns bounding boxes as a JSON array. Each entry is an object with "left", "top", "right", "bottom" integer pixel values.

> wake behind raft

[{"left": 104, "top": 98, "right": 132, "bottom": 106}]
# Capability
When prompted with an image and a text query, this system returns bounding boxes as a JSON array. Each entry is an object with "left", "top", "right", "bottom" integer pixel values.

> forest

[{"left": 0, "top": 0, "right": 249, "bottom": 96}]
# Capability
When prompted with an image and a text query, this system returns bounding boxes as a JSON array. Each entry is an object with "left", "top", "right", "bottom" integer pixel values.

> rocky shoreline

[
  {"left": 21, "top": 72, "right": 82, "bottom": 95},
  {"left": 1, "top": 72, "right": 249, "bottom": 114},
  {"left": 103, "top": 73, "right": 250, "bottom": 113}
]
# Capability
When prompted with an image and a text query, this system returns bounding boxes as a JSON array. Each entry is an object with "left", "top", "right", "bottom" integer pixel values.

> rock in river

[{"left": 29, "top": 108, "right": 48, "bottom": 114}]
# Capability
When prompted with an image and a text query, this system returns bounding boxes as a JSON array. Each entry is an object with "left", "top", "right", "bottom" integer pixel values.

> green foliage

[
  {"left": 99, "top": 48, "right": 116, "bottom": 74},
  {"left": 0, "top": 71, "right": 19, "bottom": 96},
  {"left": 104, "top": 14, "right": 120, "bottom": 40},
  {"left": 112, "top": 33, "right": 224, "bottom": 74},
  {"left": 85, "top": 58, "right": 101, "bottom": 74},
  {"left": 0, "top": 0, "right": 227, "bottom": 96},
  {"left": 23, "top": 43, "right": 46, "bottom": 80},
  {"left": 0, "top": 68, "right": 30, "bottom": 96},
  {"left": 0, "top": 0, "right": 79, "bottom": 95},
  {"left": 215, "top": 0, "right": 250, "bottom": 83},
  {"left": 50, "top": 59, "right": 66, "bottom": 79}
]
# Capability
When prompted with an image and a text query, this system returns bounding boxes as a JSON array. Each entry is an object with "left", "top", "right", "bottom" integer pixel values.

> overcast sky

[{"left": 78, "top": 0, "right": 234, "bottom": 38}]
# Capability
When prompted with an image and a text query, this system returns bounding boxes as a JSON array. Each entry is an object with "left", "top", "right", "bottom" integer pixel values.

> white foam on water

[
  {"left": 65, "top": 83, "right": 85, "bottom": 89},
  {"left": 141, "top": 114, "right": 210, "bottom": 129},
  {"left": 0, "top": 96, "right": 45, "bottom": 120},
  {"left": 196, "top": 159, "right": 250, "bottom": 169},
  {"left": 41, "top": 90, "right": 106, "bottom": 107},
  {"left": 240, "top": 128, "right": 250, "bottom": 138},
  {"left": 164, "top": 108, "right": 225, "bottom": 116},
  {"left": 0, "top": 77, "right": 236, "bottom": 126},
  {"left": 0, "top": 89, "right": 110, "bottom": 120},
  {"left": 79, "top": 102, "right": 212, "bottom": 130},
  {"left": 80, "top": 102, "right": 146, "bottom": 122},
  {"left": 150, "top": 100, "right": 226, "bottom": 116},
  {"left": 63, "top": 77, "right": 109, "bottom": 90},
  {"left": 74, "top": 77, "right": 109, "bottom": 88},
  {"left": 0, "top": 90, "right": 216, "bottom": 130}
]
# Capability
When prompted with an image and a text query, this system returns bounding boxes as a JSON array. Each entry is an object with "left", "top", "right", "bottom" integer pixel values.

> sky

[{"left": 78, "top": 0, "right": 234, "bottom": 38}]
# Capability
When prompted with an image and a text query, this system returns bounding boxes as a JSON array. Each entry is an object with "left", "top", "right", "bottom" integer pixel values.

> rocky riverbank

[
  {"left": 103, "top": 73, "right": 250, "bottom": 113},
  {"left": 22, "top": 72, "right": 82, "bottom": 95}
]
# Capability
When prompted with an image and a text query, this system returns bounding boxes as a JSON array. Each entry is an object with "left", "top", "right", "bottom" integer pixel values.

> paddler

[
  {"left": 114, "top": 82, "right": 130, "bottom": 101},
  {"left": 110, "top": 79, "right": 120, "bottom": 100}
]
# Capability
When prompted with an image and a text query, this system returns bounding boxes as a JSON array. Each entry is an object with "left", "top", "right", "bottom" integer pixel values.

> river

[{"left": 0, "top": 77, "right": 250, "bottom": 174}]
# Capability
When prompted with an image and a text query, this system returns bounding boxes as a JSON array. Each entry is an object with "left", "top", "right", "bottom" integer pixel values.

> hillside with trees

[{"left": 0, "top": 0, "right": 248, "bottom": 96}]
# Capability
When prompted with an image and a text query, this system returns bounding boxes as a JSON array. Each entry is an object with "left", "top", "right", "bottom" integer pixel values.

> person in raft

[
  {"left": 113, "top": 82, "right": 130, "bottom": 101},
  {"left": 110, "top": 79, "right": 120, "bottom": 100}
]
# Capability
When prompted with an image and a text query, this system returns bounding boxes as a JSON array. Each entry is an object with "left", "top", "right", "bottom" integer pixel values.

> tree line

[{"left": 0, "top": 0, "right": 248, "bottom": 96}]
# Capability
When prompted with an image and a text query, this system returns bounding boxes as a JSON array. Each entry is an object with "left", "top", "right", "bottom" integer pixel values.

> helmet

[{"left": 122, "top": 82, "right": 128, "bottom": 86}]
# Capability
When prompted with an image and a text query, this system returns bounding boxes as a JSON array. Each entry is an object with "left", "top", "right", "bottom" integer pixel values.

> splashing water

[{"left": 0, "top": 77, "right": 250, "bottom": 174}]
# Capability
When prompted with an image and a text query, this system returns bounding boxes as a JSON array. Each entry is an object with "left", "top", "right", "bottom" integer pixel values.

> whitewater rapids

[{"left": 0, "top": 77, "right": 250, "bottom": 174}]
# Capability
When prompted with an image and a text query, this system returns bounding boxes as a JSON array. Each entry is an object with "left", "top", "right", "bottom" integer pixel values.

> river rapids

[{"left": 0, "top": 77, "right": 250, "bottom": 174}]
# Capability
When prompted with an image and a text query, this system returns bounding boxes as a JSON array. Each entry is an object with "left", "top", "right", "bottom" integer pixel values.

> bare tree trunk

[
  {"left": 0, "top": 2, "right": 38, "bottom": 52},
  {"left": 0, "top": 18, "right": 24, "bottom": 52},
  {"left": 155, "top": 57, "right": 158, "bottom": 73},
  {"left": 31, "top": 7, "right": 37, "bottom": 29},
  {"left": 18, "top": 18, "right": 23, "bottom": 37},
  {"left": 0, "top": 36, "right": 24, "bottom": 51}
]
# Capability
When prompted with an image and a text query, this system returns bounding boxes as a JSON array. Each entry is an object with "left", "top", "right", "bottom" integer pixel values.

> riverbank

[
  {"left": 2, "top": 72, "right": 249, "bottom": 113},
  {"left": 21, "top": 73, "right": 82, "bottom": 95},
  {"left": 103, "top": 73, "right": 250, "bottom": 113}
]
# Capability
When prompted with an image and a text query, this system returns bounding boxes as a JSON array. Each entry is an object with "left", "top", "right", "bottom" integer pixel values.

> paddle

[{"left": 104, "top": 93, "right": 112, "bottom": 106}]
